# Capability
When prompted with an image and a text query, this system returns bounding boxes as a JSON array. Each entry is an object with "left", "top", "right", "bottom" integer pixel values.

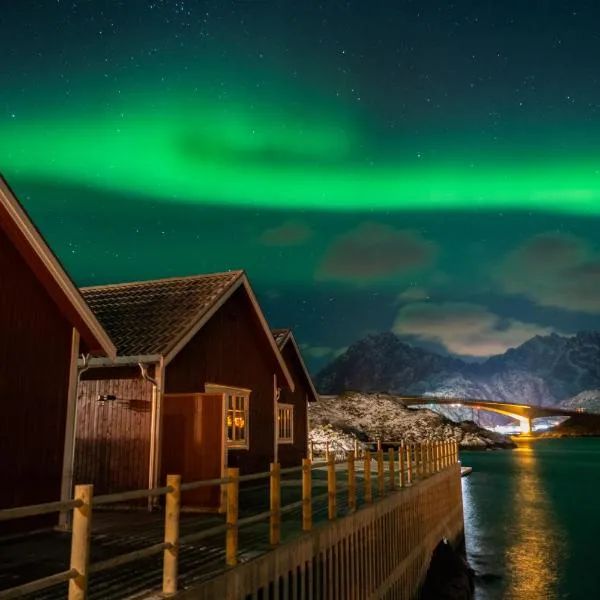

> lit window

[
  {"left": 226, "top": 394, "right": 249, "bottom": 448},
  {"left": 277, "top": 404, "right": 294, "bottom": 443}
]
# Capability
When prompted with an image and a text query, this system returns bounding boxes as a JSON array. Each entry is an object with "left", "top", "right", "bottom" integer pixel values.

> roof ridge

[{"left": 81, "top": 269, "right": 245, "bottom": 292}]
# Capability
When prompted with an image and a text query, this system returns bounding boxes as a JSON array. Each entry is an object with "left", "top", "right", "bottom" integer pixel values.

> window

[
  {"left": 277, "top": 404, "right": 294, "bottom": 443},
  {"left": 226, "top": 394, "right": 249, "bottom": 448},
  {"left": 205, "top": 384, "right": 251, "bottom": 449}
]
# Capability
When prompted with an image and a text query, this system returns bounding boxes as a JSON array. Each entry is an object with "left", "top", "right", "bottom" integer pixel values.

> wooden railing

[{"left": 0, "top": 440, "right": 459, "bottom": 600}]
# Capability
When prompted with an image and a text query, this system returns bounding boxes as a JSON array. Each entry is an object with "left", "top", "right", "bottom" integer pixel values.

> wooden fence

[{"left": 0, "top": 440, "right": 460, "bottom": 600}]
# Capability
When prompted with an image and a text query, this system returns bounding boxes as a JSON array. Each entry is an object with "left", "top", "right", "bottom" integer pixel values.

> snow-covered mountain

[
  {"left": 309, "top": 392, "right": 516, "bottom": 451},
  {"left": 315, "top": 331, "right": 600, "bottom": 407}
]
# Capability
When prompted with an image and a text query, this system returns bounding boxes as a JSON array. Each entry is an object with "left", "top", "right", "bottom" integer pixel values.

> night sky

[{"left": 2, "top": 1, "right": 600, "bottom": 372}]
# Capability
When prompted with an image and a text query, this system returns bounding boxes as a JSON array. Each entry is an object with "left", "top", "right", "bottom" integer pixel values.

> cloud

[
  {"left": 496, "top": 233, "right": 600, "bottom": 314},
  {"left": 316, "top": 222, "right": 436, "bottom": 282},
  {"left": 259, "top": 220, "right": 312, "bottom": 246},
  {"left": 392, "top": 301, "right": 557, "bottom": 357},
  {"left": 396, "top": 286, "right": 430, "bottom": 303}
]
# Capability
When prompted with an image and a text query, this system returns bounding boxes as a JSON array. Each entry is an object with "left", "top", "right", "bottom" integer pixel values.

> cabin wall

[
  {"left": 0, "top": 226, "right": 73, "bottom": 532},
  {"left": 277, "top": 343, "right": 310, "bottom": 468},
  {"left": 74, "top": 367, "right": 154, "bottom": 495},
  {"left": 166, "top": 287, "right": 277, "bottom": 476}
]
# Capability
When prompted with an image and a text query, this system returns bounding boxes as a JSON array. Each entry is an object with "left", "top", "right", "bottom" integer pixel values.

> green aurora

[{"left": 2, "top": 97, "right": 600, "bottom": 214}]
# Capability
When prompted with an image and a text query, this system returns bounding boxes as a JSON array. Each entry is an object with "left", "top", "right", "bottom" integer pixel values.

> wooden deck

[{"left": 0, "top": 464, "right": 398, "bottom": 599}]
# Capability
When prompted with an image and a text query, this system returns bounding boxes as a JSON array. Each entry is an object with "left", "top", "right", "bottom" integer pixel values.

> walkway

[{"left": 0, "top": 463, "right": 398, "bottom": 599}]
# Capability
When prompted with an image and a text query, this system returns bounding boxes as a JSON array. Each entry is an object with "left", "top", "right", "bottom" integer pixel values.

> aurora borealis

[{"left": 2, "top": 0, "right": 600, "bottom": 371}]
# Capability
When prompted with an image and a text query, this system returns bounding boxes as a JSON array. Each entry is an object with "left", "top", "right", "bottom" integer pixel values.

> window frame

[
  {"left": 277, "top": 403, "right": 294, "bottom": 444},
  {"left": 205, "top": 383, "right": 251, "bottom": 450}
]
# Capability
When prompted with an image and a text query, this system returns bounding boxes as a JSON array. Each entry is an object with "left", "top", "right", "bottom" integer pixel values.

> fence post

[
  {"left": 163, "top": 474, "right": 181, "bottom": 595},
  {"left": 327, "top": 454, "right": 336, "bottom": 520},
  {"left": 347, "top": 450, "right": 357, "bottom": 512},
  {"left": 310, "top": 441, "right": 314, "bottom": 460},
  {"left": 364, "top": 450, "right": 372, "bottom": 503},
  {"left": 417, "top": 443, "right": 423, "bottom": 478},
  {"left": 377, "top": 449, "right": 385, "bottom": 497},
  {"left": 68, "top": 484, "right": 93, "bottom": 600},
  {"left": 302, "top": 458, "right": 312, "bottom": 531},
  {"left": 388, "top": 447, "right": 396, "bottom": 491},
  {"left": 226, "top": 467, "right": 239, "bottom": 566},
  {"left": 326, "top": 441, "right": 330, "bottom": 461},
  {"left": 436, "top": 441, "right": 441, "bottom": 472},
  {"left": 377, "top": 439, "right": 382, "bottom": 452},
  {"left": 446, "top": 441, "right": 451, "bottom": 467},
  {"left": 399, "top": 444, "right": 405, "bottom": 488},
  {"left": 354, "top": 439, "right": 359, "bottom": 458},
  {"left": 426, "top": 442, "right": 431, "bottom": 475},
  {"left": 270, "top": 462, "right": 281, "bottom": 545}
]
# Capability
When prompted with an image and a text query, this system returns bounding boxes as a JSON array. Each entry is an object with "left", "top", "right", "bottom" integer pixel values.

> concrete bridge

[
  {"left": 319, "top": 394, "right": 585, "bottom": 434},
  {"left": 397, "top": 395, "right": 584, "bottom": 434}
]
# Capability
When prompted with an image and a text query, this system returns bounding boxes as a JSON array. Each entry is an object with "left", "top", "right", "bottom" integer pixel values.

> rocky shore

[
  {"left": 420, "top": 538, "right": 474, "bottom": 600},
  {"left": 309, "top": 392, "right": 516, "bottom": 452}
]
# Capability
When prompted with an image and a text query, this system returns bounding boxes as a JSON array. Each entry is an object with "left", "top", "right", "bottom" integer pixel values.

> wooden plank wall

[
  {"left": 277, "top": 342, "right": 309, "bottom": 468},
  {"left": 166, "top": 286, "right": 278, "bottom": 477},
  {"left": 0, "top": 226, "right": 73, "bottom": 533},
  {"left": 74, "top": 370, "right": 154, "bottom": 495},
  {"left": 177, "top": 466, "right": 464, "bottom": 600}
]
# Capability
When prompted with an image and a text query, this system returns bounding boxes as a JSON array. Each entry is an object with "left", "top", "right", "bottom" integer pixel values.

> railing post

[
  {"left": 456, "top": 441, "right": 459, "bottom": 464},
  {"left": 68, "top": 484, "right": 93, "bottom": 600},
  {"left": 406, "top": 444, "right": 413, "bottom": 485},
  {"left": 387, "top": 447, "right": 395, "bottom": 491},
  {"left": 163, "top": 474, "right": 181, "bottom": 595},
  {"left": 354, "top": 439, "right": 359, "bottom": 458},
  {"left": 377, "top": 439, "right": 382, "bottom": 453},
  {"left": 417, "top": 442, "right": 423, "bottom": 478},
  {"left": 446, "top": 441, "right": 451, "bottom": 467},
  {"left": 348, "top": 450, "right": 357, "bottom": 511},
  {"left": 327, "top": 454, "right": 336, "bottom": 520},
  {"left": 364, "top": 449, "right": 372, "bottom": 503},
  {"left": 310, "top": 441, "right": 314, "bottom": 460},
  {"left": 399, "top": 444, "right": 405, "bottom": 488},
  {"left": 377, "top": 449, "right": 385, "bottom": 497},
  {"left": 426, "top": 442, "right": 431, "bottom": 475},
  {"left": 436, "top": 441, "right": 441, "bottom": 472},
  {"left": 302, "top": 458, "right": 312, "bottom": 531},
  {"left": 226, "top": 467, "right": 239, "bottom": 566},
  {"left": 326, "top": 441, "right": 330, "bottom": 461},
  {"left": 270, "top": 462, "right": 281, "bottom": 545}
]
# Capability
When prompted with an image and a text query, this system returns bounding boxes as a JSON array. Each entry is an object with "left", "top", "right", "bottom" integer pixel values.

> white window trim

[
  {"left": 277, "top": 403, "right": 294, "bottom": 444},
  {"left": 205, "top": 383, "right": 251, "bottom": 450}
]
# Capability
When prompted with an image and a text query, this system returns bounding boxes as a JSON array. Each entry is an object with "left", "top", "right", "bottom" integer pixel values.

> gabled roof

[
  {"left": 81, "top": 271, "right": 295, "bottom": 390},
  {"left": 272, "top": 328, "right": 319, "bottom": 402},
  {"left": 0, "top": 175, "right": 116, "bottom": 359}
]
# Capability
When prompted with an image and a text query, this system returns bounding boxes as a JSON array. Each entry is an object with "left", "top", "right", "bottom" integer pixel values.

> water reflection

[{"left": 504, "top": 441, "right": 562, "bottom": 599}]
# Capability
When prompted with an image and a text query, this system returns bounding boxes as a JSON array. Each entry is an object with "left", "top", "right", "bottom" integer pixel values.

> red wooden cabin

[
  {"left": 73, "top": 270, "right": 296, "bottom": 511},
  {"left": 272, "top": 329, "right": 319, "bottom": 468},
  {"left": 0, "top": 176, "right": 116, "bottom": 534}
]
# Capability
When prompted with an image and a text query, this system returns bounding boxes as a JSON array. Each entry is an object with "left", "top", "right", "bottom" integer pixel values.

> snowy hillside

[
  {"left": 562, "top": 390, "right": 600, "bottom": 413},
  {"left": 308, "top": 392, "right": 516, "bottom": 452}
]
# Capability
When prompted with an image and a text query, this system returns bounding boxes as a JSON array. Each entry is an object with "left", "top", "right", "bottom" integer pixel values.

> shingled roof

[
  {"left": 81, "top": 271, "right": 295, "bottom": 389},
  {"left": 271, "top": 328, "right": 319, "bottom": 402},
  {"left": 81, "top": 271, "right": 244, "bottom": 357}
]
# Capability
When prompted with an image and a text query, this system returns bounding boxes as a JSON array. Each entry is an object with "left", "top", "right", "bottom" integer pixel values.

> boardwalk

[{"left": 0, "top": 463, "right": 398, "bottom": 600}]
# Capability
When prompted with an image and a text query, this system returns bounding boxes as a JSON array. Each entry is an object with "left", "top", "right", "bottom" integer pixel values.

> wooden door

[{"left": 161, "top": 393, "right": 224, "bottom": 510}]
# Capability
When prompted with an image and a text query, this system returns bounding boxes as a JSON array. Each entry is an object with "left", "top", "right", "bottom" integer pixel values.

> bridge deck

[{"left": 0, "top": 463, "right": 399, "bottom": 600}]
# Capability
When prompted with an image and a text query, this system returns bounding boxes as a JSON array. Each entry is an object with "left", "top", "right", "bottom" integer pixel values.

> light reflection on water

[
  {"left": 461, "top": 440, "right": 572, "bottom": 600},
  {"left": 503, "top": 443, "right": 562, "bottom": 599}
]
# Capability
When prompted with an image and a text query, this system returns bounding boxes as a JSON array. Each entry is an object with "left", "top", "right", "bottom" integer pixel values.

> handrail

[{"left": 0, "top": 440, "right": 460, "bottom": 600}]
